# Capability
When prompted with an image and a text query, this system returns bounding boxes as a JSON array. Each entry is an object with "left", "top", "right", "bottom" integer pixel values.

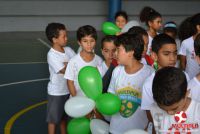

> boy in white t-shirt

[
  {"left": 141, "top": 34, "right": 189, "bottom": 133},
  {"left": 179, "top": 13, "right": 200, "bottom": 79},
  {"left": 108, "top": 33, "right": 154, "bottom": 134},
  {"left": 151, "top": 67, "right": 200, "bottom": 134},
  {"left": 46, "top": 23, "right": 75, "bottom": 134},
  {"left": 64, "top": 25, "right": 102, "bottom": 97},
  {"left": 189, "top": 34, "right": 200, "bottom": 102}
]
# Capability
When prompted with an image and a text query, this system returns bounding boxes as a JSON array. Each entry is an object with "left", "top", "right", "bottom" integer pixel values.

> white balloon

[
  {"left": 64, "top": 96, "right": 95, "bottom": 118},
  {"left": 121, "top": 20, "right": 141, "bottom": 33},
  {"left": 90, "top": 119, "right": 109, "bottom": 134},
  {"left": 124, "top": 129, "right": 148, "bottom": 134}
]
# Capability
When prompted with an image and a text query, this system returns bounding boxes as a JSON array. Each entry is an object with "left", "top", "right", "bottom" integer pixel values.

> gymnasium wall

[{"left": 0, "top": 0, "right": 199, "bottom": 32}]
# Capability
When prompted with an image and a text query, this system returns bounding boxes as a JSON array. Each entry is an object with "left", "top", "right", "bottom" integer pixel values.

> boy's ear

[
  {"left": 128, "top": 50, "right": 134, "bottom": 58},
  {"left": 196, "top": 25, "right": 200, "bottom": 32},
  {"left": 52, "top": 37, "right": 57, "bottom": 44},
  {"left": 77, "top": 41, "right": 81, "bottom": 46},
  {"left": 185, "top": 90, "right": 190, "bottom": 98},
  {"left": 151, "top": 51, "right": 158, "bottom": 61}
]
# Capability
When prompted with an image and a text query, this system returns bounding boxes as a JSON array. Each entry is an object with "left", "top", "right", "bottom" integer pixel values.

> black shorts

[{"left": 46, "top": 94, "right": 70, "bottom": 124}]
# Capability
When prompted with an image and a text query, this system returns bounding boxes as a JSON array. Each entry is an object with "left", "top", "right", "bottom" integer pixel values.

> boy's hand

[{"left": 63, "top": 62, "right": 68, "bottom": 66}]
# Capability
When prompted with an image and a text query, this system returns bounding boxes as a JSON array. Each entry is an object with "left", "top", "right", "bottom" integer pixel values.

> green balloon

[
  {"left": 78, "top": 66, "right": 103, "bottom": 100},
  {"left": 67, "top": 117, "right": 90, "bottom": 134},
  {"left": 96, "top": 93, "right": 121, "bottom": 115},
  {"left": 102, "top": 22, "right": 121, "bottom": 35}
]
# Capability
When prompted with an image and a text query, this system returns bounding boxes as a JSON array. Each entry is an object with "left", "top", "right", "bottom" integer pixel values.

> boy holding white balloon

[
  {"left": 108, "top": 33, "right": 154, "bottom": 134},
  {"left": 46, "top": 23, "right": 76, "bottom": 134}
]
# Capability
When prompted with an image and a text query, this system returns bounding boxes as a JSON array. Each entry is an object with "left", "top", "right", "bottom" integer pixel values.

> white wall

[{"left": 0, "top": 0, "right": 199, "bottom": 32}]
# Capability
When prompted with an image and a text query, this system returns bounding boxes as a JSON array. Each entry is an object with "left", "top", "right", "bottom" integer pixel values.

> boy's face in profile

[
  {"left": 53, "top": 30, "right": 67, "bottom": 47},
  {"left": 79, "top": 35, "right": 96, "bottom": 53},
  {"left": 116, "top": 45, "right": 133, "bottom": 65},
  {"left": 158, "top": 97, "right": 187, "bottom": 115},
  {"left": 102, "top": 41, "right": 116, "bottom": 63},
  {"left": 153, "top": 43, "right": 177, "bottom": 68}
]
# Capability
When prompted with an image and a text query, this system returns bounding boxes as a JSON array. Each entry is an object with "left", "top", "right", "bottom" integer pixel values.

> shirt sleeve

[
  {"left": 64, "top": 59, "right": 75, "bottom": 80},
  {"left": 107, "top": 67, "right": 118, "bottom": 94},
  {"left": 47, "top": 53, "right": 65, "bottom": 73},
  {"left": 141, "top": 78, "right": 154, "bottom": 110},
  {"left": 66, "top": 47, "right": 76, "bottom": 59},
  {"left": 178, "top": 41, "right": 187, "bottom": 56}
]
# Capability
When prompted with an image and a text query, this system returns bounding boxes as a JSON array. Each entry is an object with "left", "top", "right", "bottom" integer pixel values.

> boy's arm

[
  {"left": 146, "top": 110, "right": 156, "bottom": 134},
  {"left": 180, "top": 55, "right": 186, "bottom": 70},
  {"left": 67, "top": 79, "right": 76, "bottom": 96},
  {"left": 59, "top": 62, "right": 67, "bottom": 74}
]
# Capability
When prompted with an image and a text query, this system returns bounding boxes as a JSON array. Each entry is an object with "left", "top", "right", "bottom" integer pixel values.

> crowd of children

[{"left": 45, "top": 6, "right": 200, "bottom": 134}]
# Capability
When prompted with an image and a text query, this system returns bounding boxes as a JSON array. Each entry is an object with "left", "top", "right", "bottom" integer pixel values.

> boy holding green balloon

[
  {"left": 108, "top": 33, "right": 154, "bottom": 134},
  {"left": 64, "top": 25, "right": 102, "bottom": 97}
]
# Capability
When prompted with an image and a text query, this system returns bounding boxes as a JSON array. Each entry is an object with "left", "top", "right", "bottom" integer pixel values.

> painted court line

[
  {"left": 4, "top": 101, "right": 47, "bottom": 134},
  {"left": 37, "top": 38, "right": 51, "bottom": 48},
  {"left": 0, "top": 78, "right": 49, "bottom": 87}
]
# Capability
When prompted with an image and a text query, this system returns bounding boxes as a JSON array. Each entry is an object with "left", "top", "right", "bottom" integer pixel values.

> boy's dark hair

[
  {"left": 101, "top": 35, "right": 117, "bottom": 49},
  {"left": 153, "top": 67, "right": 187, "bottom": 106},
  {"left": 163, "top": 21, "right": 177, "bottom": 37},
  {"left": 115, "top": 11, "right": 128, "bottom": 21},
  {"left": 127, "top": 26, "right": 148, "bottom": 39},
  {"left": 140, "top": 6, "right": 161, "bottom": 26},
  {"left": 194, "top": 34, "right": 200, "bottom": 56},
  {"left": 152, "top": 33, "right": 176, "bottom": 54},
  {"left": 45, "top": 22, "right": 66, "bottom": 43},
  {"left": 178, "top": 13, "right": 200, "bottom": 42},
  {"left": 77, "top": 25, "right": 97, "bottom": 41},
  {"left": 115, "top": 33, "right": 144, "bottom": 60}
]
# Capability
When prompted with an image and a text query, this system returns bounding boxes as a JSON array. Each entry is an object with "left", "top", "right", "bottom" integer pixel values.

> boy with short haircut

[
  {"left": 151, "top": 67, "right": 200, "bottom": 133},
  {"left": 127, "top": 26, "right": 154, "bottom": 66},
  {"left": 46, "top": 23, "right": 76, "bottom": 134},
  {"left": 64, "top": 25, "right": 102, "bottom": 97},
  {"left": 108, "top": 33, "right": 154, "bottom": 134},
  {"left": 188, "top": 34, "right": 200, "bottom": 102},
  {"left": 141, "top": 34, "right": 191, "bottom": 133}
]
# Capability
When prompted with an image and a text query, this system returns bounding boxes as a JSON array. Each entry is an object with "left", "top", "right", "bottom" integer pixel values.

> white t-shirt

[
  {"left": 179, "top": 36, "right": 200, "bottom": 79},
  {"left": 146, "top": 35, "right": 153, "bottom": 55},
  {"left": 47, "top": 47, "right": 76, "bottom": 96},
  {"left": 64, "top": 53, "right": 103, "bottom": 96},
  {"left": 141, "top": 57, "right": 147, "bottom": 65},
  {"left": 150, "top": 100, "right": 200, "bottom": 134},
  {"left": 108, "top": 65, "right": 154, "bottom": 134},
  {"left": 141, "top": 71, "right": 190, "bottom": 110},
  {"left": 97, "top": 61, "right": 108, "bottom": 77},
  {"left": 188, "top": 76, "right": 200, "bottom": 102}
]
